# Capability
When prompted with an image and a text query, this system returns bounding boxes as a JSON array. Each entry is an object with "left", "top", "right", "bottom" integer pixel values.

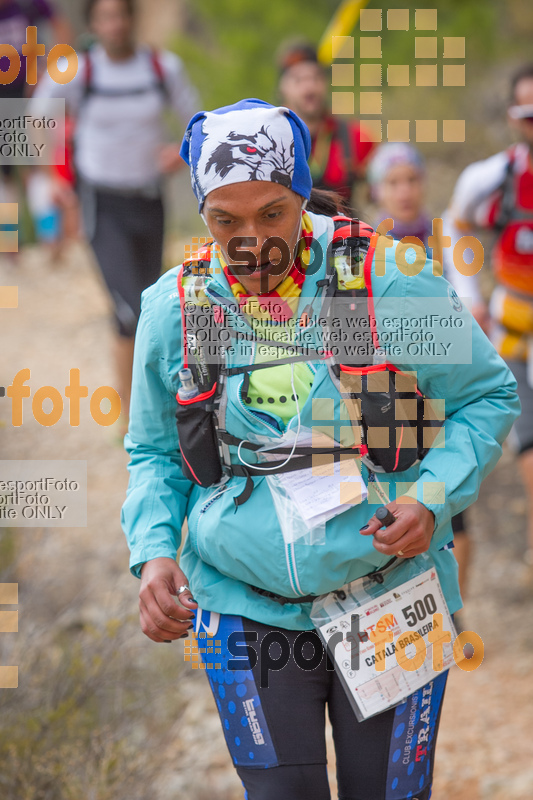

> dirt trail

[{"left": 1, "top": 244, "right": 532, "bottom": 799}]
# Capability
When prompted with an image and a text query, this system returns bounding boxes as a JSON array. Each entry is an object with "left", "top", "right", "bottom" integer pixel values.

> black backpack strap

[
  {"left": 80, "top": 47, "right": 170, "bottom": 103},
  {"left": 322, "top": 217, "right": 376, "bottom": 368},
  {"left": 219, "top": 431, "right": 361, "bottom": 457},
  {"left": 494, "top": 147, "right": 516, "bottom": 232},
  {"left": 82, "top": 50, "right": 93, "bottom": 101}
]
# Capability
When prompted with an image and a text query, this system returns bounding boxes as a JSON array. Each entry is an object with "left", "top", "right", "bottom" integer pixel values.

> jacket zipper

[
  {"left": 200, "top": 486, "right": 228, "bottom": 514},
  {"left": 190, "top": 484, "right": 228, "bottom": 561}
]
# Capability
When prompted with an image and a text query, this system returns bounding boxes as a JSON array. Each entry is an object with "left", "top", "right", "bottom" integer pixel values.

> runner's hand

[
  {"left": 139, "top": 557, "right": 197, "bottom": 642},
  {"left": 359, "top": 502, "right": 435, "bottom": 558}
]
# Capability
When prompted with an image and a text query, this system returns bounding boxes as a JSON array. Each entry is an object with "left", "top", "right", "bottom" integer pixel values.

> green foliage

[
  {"left": 0, "top": 616, "right": 185, "bottom": 800},
  {"left": 169, "top": 0, "right": 523, "bottom": 115},
  {"left": 372, "top": 0, "right": 497, "bottom": 69},
  {"left": 172, "top": 0, "right": 337, "bottom": 108}
]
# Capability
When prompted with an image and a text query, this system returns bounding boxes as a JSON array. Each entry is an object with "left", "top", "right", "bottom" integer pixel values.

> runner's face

[
  {"left": 377, "top": 164, "right": 425, "bottom": 225},
  {"left": 510, "top": 78, "right": 533, "bottom": 147},
  {"left": 203, "top": 182, "right": 304, "bottom": 295},
  {"left": 279, "top": 62, "right": 327, "bottom": 122},
  {"left": 90, "top": 0, "right": 134, "bottom": 55}
]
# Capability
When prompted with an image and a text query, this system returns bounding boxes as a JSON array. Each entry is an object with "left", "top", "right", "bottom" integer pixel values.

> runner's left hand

[{"left": 359, "top": 501, "right": 435, "bottom": 558}]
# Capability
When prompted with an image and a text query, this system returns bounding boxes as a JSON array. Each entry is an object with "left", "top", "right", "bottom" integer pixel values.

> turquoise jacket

[{"left": 121, "top": 212, "right": 520, "bottom": 629}]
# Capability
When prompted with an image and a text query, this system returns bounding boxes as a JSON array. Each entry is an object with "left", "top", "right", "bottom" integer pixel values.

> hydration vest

[
  {"left": 175, "top": 218, "right": 443, "bottom": 505},
  {"left": 492, "top": 143, "right": 533, "bottom": 297}
]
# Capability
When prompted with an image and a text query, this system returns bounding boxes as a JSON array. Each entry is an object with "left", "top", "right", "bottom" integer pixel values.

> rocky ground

[{"left": 0, "top": 240, "right": 532, "bottom": 799}]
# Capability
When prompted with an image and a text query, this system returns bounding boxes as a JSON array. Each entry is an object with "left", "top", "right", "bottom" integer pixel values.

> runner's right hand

[{"left": 139, "top": 557, "right": 197, "bottom": 642}]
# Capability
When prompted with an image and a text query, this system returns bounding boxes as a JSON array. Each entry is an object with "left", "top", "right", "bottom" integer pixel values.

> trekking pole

[{"left": 375, "top": 506, "right": 396, "bottom": 527}]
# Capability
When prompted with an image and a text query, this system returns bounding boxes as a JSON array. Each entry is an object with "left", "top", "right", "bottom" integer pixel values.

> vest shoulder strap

[
  {"left": 82, "top": 51, "right": 93, "bottom": 100},
  {"left": 326, "top": 216, "right": 375, "bottom": 296},
  {"left": 331, "top": 216, "right": 374, "bottom": 241}
]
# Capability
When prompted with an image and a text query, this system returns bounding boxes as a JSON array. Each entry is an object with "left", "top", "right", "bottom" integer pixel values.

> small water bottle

[{"left": 178, "top": 368, "right": 199, "bottom": 401}]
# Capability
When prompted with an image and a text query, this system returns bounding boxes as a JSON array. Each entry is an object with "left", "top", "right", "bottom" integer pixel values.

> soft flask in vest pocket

[
  {"left": 176, "top": 258, "right": 226, "bottom": 488},
  {"left": 175, "top": 369, "right": 223, "bottom": 488},
  {"left": 339, "top": 365, "right": 444, "bottom": 474}
]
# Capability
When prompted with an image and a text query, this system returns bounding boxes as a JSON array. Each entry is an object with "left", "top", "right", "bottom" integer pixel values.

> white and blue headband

[{"left": 180, "top": 98, "right": 313, "bottom": 212}]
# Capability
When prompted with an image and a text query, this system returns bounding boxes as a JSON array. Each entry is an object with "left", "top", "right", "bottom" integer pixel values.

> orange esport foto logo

[
  {"left": 1, "top": 369, "right": 121, "bottom": 427},
  {"left": 0, "top": 26, "right": 78, "bottom": 87}
]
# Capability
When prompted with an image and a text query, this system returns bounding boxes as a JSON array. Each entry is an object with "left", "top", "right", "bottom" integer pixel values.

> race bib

[{"left": 311, "top": 554, "right": 460, "bottom": 720}]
